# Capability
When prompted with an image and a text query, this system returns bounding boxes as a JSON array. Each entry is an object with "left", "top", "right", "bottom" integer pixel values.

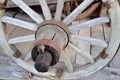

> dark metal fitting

[{"left": 31, "top": 39, "right": 61, "bottom": 72}]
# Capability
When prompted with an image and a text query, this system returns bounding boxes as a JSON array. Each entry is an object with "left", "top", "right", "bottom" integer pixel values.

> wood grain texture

[
  {"left": 39, "top": 0, "right": 52, "bottom": 20},
  {"left": 77, "top": 18, "right": 91, "bottom": 65},
  {"left": 54, "top": 0, "right": 64, "bottom": 21},
  {"left": 11, "top": 0, "right": 43, "bottom": 24},
  {"left": 7, "top": 0, "right": 75, "bottom": 8}
]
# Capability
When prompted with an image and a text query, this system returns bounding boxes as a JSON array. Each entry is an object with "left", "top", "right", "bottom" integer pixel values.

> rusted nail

[
  {"left": 13, "top": 50, "right": 21, "bottom": 58},
  {"left": 103, "top": 1, "right": 111, "bottom": 9},
  {"left": 32, "top": 40, "right": 60, "bottom": 72},
  {"left": 100, "top": 52, "right": 108, "bottom": 59},
  {"left": 0, "top": 1, "right": 7, "bottom": 10},
  {"left": 56, "top": 69, "right": 64, "bottom": 78},
  {"left": 0, "top": 3, "right": 6, "bottom": 10}
]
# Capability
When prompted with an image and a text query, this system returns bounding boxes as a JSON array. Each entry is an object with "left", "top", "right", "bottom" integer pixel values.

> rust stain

[
  {"left": 103, "top": 1, "right": 111, "bottom": 9},
  {"left": 13, "top": 50, "right": 21, "bottom": 58},
  {"left": 56, "top": 69, "right": 64, "bottom": 78},
  {"left": 100, "top": 52, "right": 108, "bottom": 59},
  {"left": 0, "top": 3, "right": 5, "bottom": 10}
]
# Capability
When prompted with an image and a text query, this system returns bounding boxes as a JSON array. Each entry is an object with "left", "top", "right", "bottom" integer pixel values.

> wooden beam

[{"left": 7, "top": 0, "right": 78, "bottom": 8}]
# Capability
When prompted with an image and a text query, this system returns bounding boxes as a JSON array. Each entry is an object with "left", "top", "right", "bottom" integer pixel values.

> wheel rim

[{"left": 0, "top": 0, "right": 120, "bottom": 79}]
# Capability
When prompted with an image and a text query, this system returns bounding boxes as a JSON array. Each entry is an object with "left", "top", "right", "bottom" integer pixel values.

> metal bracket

[
  {"left": 100, "top": 52, "right": 108, "bottom": 59},
  {"left": 13, "top": 49, "right": 21, "bottom": 58},
  {"left": 56, "top": 69, "right": 64, "bottom": 78}
]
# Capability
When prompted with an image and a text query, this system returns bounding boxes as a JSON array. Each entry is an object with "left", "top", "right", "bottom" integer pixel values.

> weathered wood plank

[
  {"left": 91, "top": 24, "right": 105, "bottom": 58},
  {"left": 69, "top": 42, "right": 94, "bottom": 64},
  {"left": 9, "top": 25, "right": 34, "bottom": 55},
  {"left": 7, "top": 0, "right": 76, "bottom": 8},
  {"left": 6, "top": 24, "right": 16, "bottom": 35},
  {"left": 61, "top": 50, "right": 73, "bottom": 72},
  {"left": 110, "top": 48, "right": 120, "bottom": 69},
  {"left": 5, "top": 11, "right": 18, "bottom": 35},
  {"left": 76, "top": 18, "right": 91, "bottom": 65},
  {"left": 15, "top": 13, "right": 34, "bottom": 22},
  {"left": 100, "top": 6, "right": 111, "bottom": 42},
  {"left": 81, "top": 67, "right": 120, "bottom": 80},
  {"left": 1, "top": 16, "right": 38, "bottom": 31}
]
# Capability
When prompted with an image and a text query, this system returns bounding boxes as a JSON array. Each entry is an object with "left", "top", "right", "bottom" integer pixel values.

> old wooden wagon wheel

[{"left": 0, "top": 0, "right": 120, "bottom": 79}]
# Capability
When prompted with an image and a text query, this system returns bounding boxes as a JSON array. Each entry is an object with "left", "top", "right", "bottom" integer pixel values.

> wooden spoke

[
  {"left": 74, "top": 2, "right": 101, "bottom": 21},
  {"left": 69, "top": 16, "right": 109, "bottom": 32},
  {"left": 39, "top": 0, "right": 52, "bottom": 20},
  {"left": 11, "top": 0, "right": 43, "bottom": 24},
  {"left": 63, "top": 0, "right": 94, "bottom": 25},
  {"left": 8, "top": 35, "right": 35, "bottom": 44},
  {"left": 71, "top": 35, "right": 108, "bottom": 47},
  {"left": 54, "top": 0, "right": 64, "bottom": 21},
  {"left": 69, "top": 43, "right": 94, "bottom": 64},
  {"left": 61, "top": 50, "right": 73, "bottom": 72},
  {"left": 1, "top": 16, "right": 38, "bottom": 31}
]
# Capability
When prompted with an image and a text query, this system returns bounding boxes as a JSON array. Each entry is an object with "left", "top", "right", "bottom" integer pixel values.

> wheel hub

[
  {"left": 32, "top": 20, "right": 70, "bottom": 72},
  {"left": 31, "top": 39, "right": 60, "bottom": 72},
  {"left": 35, "top": 20, "right": 70, "bottom": 49}
]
